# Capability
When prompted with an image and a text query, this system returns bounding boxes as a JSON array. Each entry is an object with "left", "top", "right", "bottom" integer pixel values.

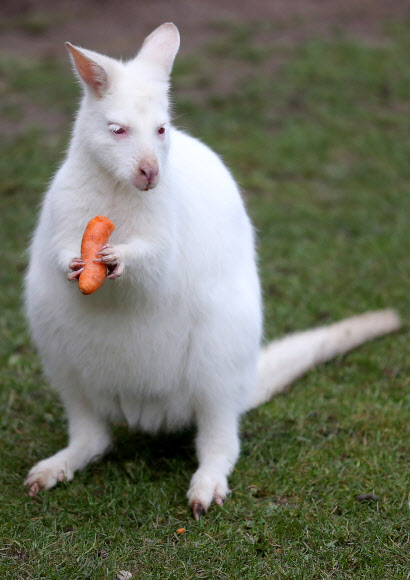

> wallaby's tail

[{"left": 248, "top": 309, "right": 401, "bottom": 410}]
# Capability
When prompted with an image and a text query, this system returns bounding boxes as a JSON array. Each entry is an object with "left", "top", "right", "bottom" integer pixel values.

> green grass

[{"left": 1, "top": 22, "right": 409, "bottom": 579}]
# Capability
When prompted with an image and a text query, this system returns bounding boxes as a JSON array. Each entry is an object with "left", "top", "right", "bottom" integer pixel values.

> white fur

[{"left": 24, "top": 23, "right": 401, "bottom": 513}]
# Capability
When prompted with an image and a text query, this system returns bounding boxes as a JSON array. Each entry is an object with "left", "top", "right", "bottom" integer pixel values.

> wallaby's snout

[{"left": 135, "top": 159, "right": 159, "bottom": 191}]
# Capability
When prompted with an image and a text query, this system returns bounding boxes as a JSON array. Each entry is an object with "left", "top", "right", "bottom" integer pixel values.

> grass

[{"left": 1, "top": 20, "right": 409, "bottom": 580}]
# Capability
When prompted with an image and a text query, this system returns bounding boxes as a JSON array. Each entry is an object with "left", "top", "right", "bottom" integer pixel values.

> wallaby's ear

[
  {"left": 65, "top": 43, "right": 110, "bottom": 98},
  {"left": 136, "top": 23, "right": 180, "bottom": 79}
]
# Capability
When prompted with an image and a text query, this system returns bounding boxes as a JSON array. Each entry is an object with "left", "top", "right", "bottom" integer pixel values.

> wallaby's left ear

[{"left": 136, "top": 23, "right": 180, "bottom": 79}]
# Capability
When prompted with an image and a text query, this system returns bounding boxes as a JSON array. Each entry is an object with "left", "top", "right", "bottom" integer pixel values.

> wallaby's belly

[{"left": 26, "top": 263, "right": 196, "bottom": 430}]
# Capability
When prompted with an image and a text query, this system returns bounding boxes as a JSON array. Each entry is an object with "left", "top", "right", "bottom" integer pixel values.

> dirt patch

[
  {"left": 1, "top": 0, "right": 408, "bottom": 61},
  {"left": 0, "top": 0, "right": 408, "bottom": 134}
]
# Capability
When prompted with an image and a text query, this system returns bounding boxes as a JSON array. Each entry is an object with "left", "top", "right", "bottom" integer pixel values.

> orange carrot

[
  {"left": 78, "top": 215, "right": 115, "bottom": 295},
  {"left": 176, "top": 528, "right": 186, "bottom": 534}
]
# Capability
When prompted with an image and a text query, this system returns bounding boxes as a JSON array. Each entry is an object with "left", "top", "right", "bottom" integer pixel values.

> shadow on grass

[{"left": 102, "top": 426, "right": 197, "bottom": 481}]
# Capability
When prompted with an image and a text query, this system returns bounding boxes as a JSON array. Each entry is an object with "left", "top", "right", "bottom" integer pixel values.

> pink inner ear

[{"left": 66, "top": 44, "right": 108, "bottom": 97}]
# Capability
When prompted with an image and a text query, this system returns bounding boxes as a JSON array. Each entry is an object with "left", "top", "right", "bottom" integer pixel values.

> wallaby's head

[{"left": 66, "top": 23, "right": 180, "bottom": 191}]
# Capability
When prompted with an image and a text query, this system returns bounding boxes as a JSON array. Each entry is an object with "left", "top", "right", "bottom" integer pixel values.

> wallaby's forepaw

[
  {"left": 95, "top": 243, "right": 125, "bottom": 279},
  {"left": 67, "top": 257, "right": 85, "bottom": 281},
  {"left": 187, "top": 468, "right": 229, "bottom": 519},
  {"left": 25, "top": 457, "right": 74, "bottom": 496}
]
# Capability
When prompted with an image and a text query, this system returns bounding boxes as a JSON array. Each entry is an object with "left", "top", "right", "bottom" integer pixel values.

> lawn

[{"left": 0, "top": 19, "right": 409, "bottom": 580}]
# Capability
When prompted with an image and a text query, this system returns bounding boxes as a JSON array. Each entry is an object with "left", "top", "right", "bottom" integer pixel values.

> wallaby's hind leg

[
  {"left": 187, "top": 402, "right": 240, "bottom": 519},
  {"left": 25, "top": 377, "right": 111, "bottom": 495}
]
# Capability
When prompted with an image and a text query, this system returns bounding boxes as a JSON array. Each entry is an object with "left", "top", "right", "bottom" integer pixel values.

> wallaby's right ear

[{"left": 66, "top": 43, "right": 111, "bottom": 98}]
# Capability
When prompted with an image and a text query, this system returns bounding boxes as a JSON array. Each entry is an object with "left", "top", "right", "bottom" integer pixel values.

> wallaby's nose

[{"left": 138, "top": 161, "right": 159, "bottom": 190}]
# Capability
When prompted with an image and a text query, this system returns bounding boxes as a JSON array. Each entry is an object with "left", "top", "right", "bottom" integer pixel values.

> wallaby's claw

[
  {"left": 67, "top": 267, "right": 84, "bottom": 281},
  {"left": 27, "top": 481, "right": 41, "bottom": 497},
  {"left": 191, "top": 502, "right": 206, "bottom": 520},
  {"left": 69, "top": 257, "right": 84, "bottom": 270},
  {"left": 95, "top": 243, "right": 125, "bottom": 279},
  {"left": 107, "top": 263, "right": 125, "bottom": 279},
  {"left": 67, "top": 257, "right": 85, "bottom": 281}
]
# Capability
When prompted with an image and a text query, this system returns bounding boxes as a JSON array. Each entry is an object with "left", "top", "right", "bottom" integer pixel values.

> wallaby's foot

[
  {"left": 25, "top": 406, "right": 111, "bottom": 497},
  {"left": 187, "top": 468, "right": 229, "bottom": 519},
  {"left": 67, "top": 257, "right": 84, "bottom": 281},
  {"left": 25, "top": 453, "right": 75, "bottom": 496},
  {"left": 94, "top": 244, "right": 125, "bottom": 279}
]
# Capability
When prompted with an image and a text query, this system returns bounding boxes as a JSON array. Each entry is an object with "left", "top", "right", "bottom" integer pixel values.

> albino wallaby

[{"left": 24, "top": 23, "right": 400, "bottom": 519}]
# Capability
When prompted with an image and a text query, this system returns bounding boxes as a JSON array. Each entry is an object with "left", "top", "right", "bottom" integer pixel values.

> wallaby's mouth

[
  {"left": 133, "top": 175, "right": 159, "bottom": 191},
  {"left": 141, "top": 184, "right": 157, "bottom": 192},
  {"left": 131, "top": 179, "right": 158, "bottom": 192}
]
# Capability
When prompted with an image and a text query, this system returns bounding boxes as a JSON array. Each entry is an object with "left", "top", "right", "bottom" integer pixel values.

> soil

[
  {"left": 1, "top": 0, "right": 409, "bottom": 61},
  {"left": 0, "top": 0, "right": 408, "bottom": 135}
]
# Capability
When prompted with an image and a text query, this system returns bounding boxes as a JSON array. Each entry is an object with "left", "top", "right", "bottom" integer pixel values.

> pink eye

[
  {"left": 158, "top": 127, "right": 165, "bottom": 135},
  {"left": 109, "top": 123, "right": 126, "bottom": 135}
]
